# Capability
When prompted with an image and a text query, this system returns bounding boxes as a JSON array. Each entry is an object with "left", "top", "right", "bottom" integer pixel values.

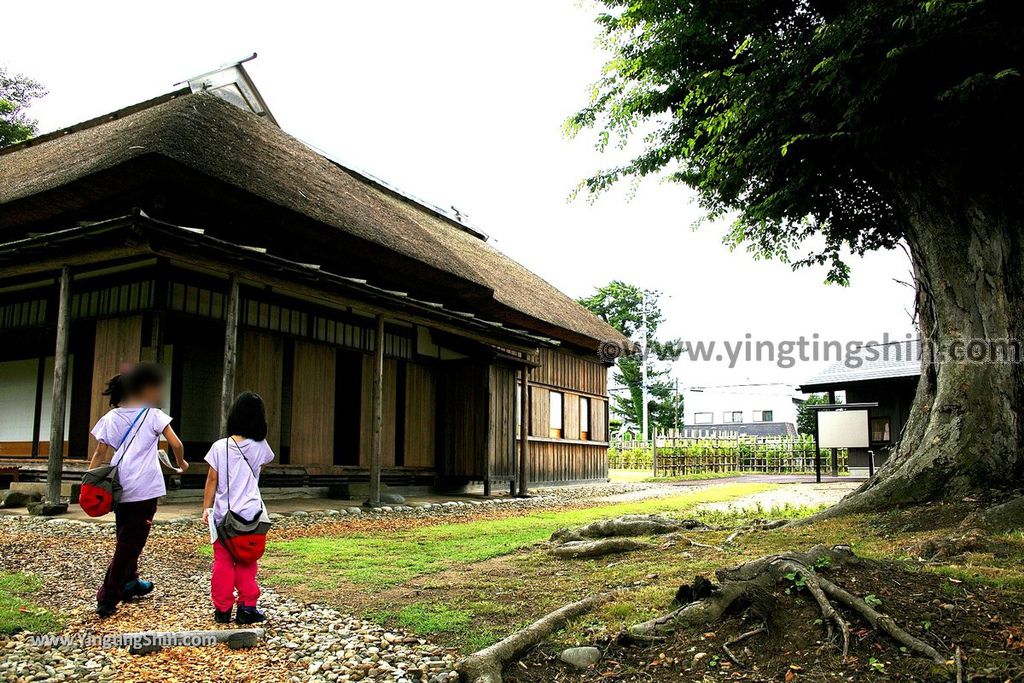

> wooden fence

[{"left": 609, "top": 433, "right": 848, "bottom": 476}]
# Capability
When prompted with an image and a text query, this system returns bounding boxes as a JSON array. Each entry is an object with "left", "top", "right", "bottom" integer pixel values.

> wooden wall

[
  {"left": 530, "top": 348, "right": 607, "bottom": 397},
  {"left": 404, "top": 362, "right": 436, "bottom": 469},
  {"left": 487, "top": 364, "right": 516, "bottom": 479},
  {"left": 437, "top": 361, "right": 487, "bottom": 478},
  {"left": 236, "top": 330, "right": 284, "bottom": 453},
  {"left": 88, "top": 316, "right": 142, "bottom": 453},
  {"left": 519, "top": 440, "right": 608, "bottom": 484},
  {"left": 289, "top": 341, "right": 335, "bottom": 465}
]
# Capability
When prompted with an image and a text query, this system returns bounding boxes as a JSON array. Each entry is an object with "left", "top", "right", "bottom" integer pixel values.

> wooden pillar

[
  {"left": 151, "top": 312, "right": 165, "bottom": 365},
  {"left": 30, "top": 356, "right": 45, "bottom": 457},
  {"left": 219, "top": 275, "right": 240, "bottom": 435},
  {"left": 368, "top": 314, "right": 385, "bottom": 507},
  {"left": 828, "top": 389, "right": 839, "bottom": 477},
  {"left": 46, "top": 267, "right": 72, "bottom": 506},
  {"left": 518, "top": 365, "right": 530, "bottom": 497}
]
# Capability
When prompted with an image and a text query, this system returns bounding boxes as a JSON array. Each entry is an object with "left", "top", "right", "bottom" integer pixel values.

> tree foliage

[
  {"left": 0, "top": 67, "right": 45, "bottom": 148},
  {"left": 567, "top": 0, "right": 1024, "bottom": 283},
  {"left": 579, "top": 281, "right": 680, "bottom": 434},
  {"left": 797, "top": 393, "right": 830, "bottom": 435}
]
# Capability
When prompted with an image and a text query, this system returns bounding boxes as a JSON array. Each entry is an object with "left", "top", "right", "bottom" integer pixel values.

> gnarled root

[
  {"left": 549, "top": 538, "right": 652, "bottom": 559},
  {"left": 551, "top": 515, "right": 706, "bottom": 544},
  {"left": 724, "top": 519, "right": 789, "bottom": 545},
  {"left": 628, "top": 544, "right": 946, "bottom": 666},
  {"left": 457, "top": 591, "right": 617, "bottom": 683}
]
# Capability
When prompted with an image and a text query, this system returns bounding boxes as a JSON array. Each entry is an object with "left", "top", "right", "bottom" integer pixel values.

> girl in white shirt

[
  {"left": 202, "top": 392, "right": 275, "bottom": 624},
  {"left": 89, "top": 362, "right": 187, "bottom": 618}
]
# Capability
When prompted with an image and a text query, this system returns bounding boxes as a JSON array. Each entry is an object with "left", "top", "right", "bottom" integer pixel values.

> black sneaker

[
  {"left": 214, "top": 609, "right": 232, "bottom": 624},
  {"left": 124, "top": 579, "right": 154, "bottom": 600},
  {"left": 235, "top": 606, "right": 266, "bottom": 624},
  {"left": 96, "top": 602, "right": 117, "bottom": 619}
]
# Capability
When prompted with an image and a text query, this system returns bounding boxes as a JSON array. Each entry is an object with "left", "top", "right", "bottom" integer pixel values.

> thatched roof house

[{"left": 0, "top": 64, "right": 623, "bottom": 499}]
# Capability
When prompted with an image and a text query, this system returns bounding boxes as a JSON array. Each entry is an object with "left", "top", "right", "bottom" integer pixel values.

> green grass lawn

[
  {"left": 260, "top": 485, "right": 1024, "bottom": 656},
  {"left": 0, "top": 572, "right": 62, "bottom": 635},
  {"left": 263, "top": 482, "right": 776, "bottom": 590}
]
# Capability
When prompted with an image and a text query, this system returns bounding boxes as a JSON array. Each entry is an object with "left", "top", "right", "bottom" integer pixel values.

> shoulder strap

[
  {"left": 112, "top": 408, "right": 150, "bottom": 467},
  {"left": 222, "top": 438, "right": 260, "bottom": 514}
]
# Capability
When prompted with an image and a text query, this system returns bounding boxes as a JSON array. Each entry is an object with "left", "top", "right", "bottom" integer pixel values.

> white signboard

[{"left": 818, "top": 409, "right": 870, "bottom": 449}]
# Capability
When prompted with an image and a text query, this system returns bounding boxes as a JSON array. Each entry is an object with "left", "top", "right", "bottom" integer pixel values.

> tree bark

[{"left": 821, "top": 187, "right": 1024, "bottom": 516}]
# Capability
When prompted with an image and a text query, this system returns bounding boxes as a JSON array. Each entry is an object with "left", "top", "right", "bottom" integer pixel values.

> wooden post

[
  {"left": 30, "top": 356, "right": 45, "bottom": 457},
  {"left": 46, "top": 266, "right": 72, "bottom": 507},
  {"left": 219, "top": 275, "right": 241, "bottom": 435},
  {"left": 828, "top": 390, "right": 839, "bottom": 477},
  {"left": 518, "top": 365, "right": 530, "bottom": 497},
  {"left": 368, "top": 314, "right": 385, "bottom": 507},
  {"left": 813, "top": 411, "right": 822, "bottom": 484}
]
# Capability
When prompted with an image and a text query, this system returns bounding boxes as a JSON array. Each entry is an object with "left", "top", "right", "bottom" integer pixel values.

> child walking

[
  {"left": 202, "top": 392, "right": 274, "bottom": 624},
  {"left": 89, "top": 362, "right": 187, "bottom": 618}
]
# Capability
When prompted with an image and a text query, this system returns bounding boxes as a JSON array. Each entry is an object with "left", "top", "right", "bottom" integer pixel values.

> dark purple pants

[{"left": 97, "top": 498, "right": 158, "bottom": 605}]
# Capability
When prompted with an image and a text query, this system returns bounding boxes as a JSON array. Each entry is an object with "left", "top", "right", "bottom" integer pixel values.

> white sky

[{"left": 2, "top": 0, "right": 916, "bottom": 388}]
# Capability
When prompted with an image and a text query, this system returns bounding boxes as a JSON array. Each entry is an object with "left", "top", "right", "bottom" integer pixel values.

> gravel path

[
  {"left": 696, "top": 481, "right": 859, "bottom": 513},
  {"left": 0, "top": 513, "right": 466, "bottom": 683}
]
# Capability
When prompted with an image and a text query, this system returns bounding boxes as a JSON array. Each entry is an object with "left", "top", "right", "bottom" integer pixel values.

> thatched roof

[{"left": 0, "top": 91, "right": 625, "bottom": 350}]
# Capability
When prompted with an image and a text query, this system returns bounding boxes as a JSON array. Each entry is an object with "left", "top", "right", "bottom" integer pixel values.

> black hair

[
  {"left": 101, "top": 374, "right": 125, "bottom": 407},
  {"left": 226, "top": 392, "right": 268, "bottom": 442},
  {"left": 103, "top": 363, "right": 165, "bottom": 406}
]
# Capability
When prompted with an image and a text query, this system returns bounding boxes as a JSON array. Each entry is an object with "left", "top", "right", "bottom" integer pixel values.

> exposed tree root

[
  {"left": 627, "top": 544, "right": 947, "bottom": 667},
  {"left": 457, "top": 591, "right": 618, "bottom": 683},
  {"left": 724, "top": 519, "right": 789, "bottom": 545},
  {"left": 722, "top": 625, "right": 767, "bottom": 667},
  {"left": 960, "top": 493, "right": 1024, "bottom": 532},
  {"left": 549, "top": 538, "right": 652, "bottom": 559},
  {"left": 550, "top": 515, "right": 706, "bottom": 544}
]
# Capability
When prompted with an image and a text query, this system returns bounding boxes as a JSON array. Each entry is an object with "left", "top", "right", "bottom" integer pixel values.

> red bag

[
  {"left": 79, "top": 472, "right": 119, "bottom": 517},
  {"left": 222, "top": 533, "right": 267, "bottom": 564},
  {"left": 79, "top": 408, "right": 149, "bottom": 517}
]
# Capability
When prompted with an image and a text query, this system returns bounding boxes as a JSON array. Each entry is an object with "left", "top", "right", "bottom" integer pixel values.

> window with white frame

[
  {"left": 723, "top": 411, "right": 743, "bottom": 423},
  {"left": 579, "top": 396, "right": 591, "bottom": 440},
  {"left": 753, "top": 410, "right": 774, "bottom": 422},
  {"left": 549, "top": 391, "right": 564, "bottom": 438},
  {"left": 694, "top": 412, "right": 713, "bottom": 424}
]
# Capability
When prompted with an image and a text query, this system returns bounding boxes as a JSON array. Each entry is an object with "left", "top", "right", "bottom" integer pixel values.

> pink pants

[{"left": 211, "top": 540, "right": 260, "bottom": 612}]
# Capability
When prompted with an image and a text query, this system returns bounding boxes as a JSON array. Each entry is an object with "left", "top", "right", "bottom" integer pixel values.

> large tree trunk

[{"left": 821, "top": 187, "right": 1024, "bottom": 516}]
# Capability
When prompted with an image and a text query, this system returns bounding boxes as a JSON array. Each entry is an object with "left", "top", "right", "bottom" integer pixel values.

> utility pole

[{"left": 640, "top": 289, "right": 649, "bottom": 441}]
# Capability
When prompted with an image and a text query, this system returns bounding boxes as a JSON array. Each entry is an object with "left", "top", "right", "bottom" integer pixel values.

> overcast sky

[{"left": 2, "top": 1, "right": 916, "bottom": 388}]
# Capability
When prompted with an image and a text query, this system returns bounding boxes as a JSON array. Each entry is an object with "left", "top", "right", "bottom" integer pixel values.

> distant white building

[{"left": 682, "top": 383, "right": 802, "bottom": 436}]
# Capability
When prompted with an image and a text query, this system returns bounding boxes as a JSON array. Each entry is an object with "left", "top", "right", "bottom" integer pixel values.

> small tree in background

[
  {"left": 579, "top": 281, "right": 679, "bottom": 435},
  {"left": 797, "top": 394, "right": 831, "bottom": 435},
  {"left": 0, "top": 67, "right": 45, "bottom": 148}
]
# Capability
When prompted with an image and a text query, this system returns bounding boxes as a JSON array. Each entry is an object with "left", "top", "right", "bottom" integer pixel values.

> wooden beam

[
  {"left": 828, "top": 389, "right": 838, "bottom": 477},
  {"left": 368, "top": 314, "right": 385, "bottom": 507},
  {"left": 46, "top": 266, "right": 72, "bottom": 506},
  {"left": 30, "top": 355, "right": 45, "bottom": 458},
  {"left": 219, "top": 274, "right": 240, "bottom": 435},
  {"left": 518, "top": 365, "right": 530, "bottom": 497}
]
